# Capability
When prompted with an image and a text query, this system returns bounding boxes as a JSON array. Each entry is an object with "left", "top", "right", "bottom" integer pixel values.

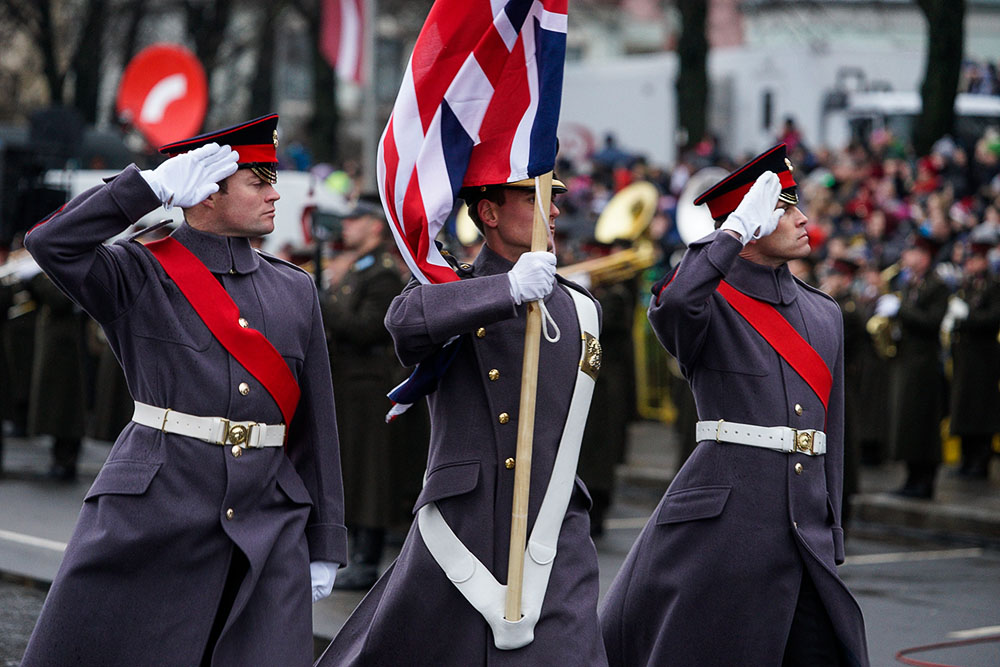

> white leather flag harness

[{"left": 417, "top": 287, "right": 599, "bottom": 650}]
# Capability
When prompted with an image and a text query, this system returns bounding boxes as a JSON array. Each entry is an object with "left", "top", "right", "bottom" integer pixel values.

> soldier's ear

[{"left": 478, "top": 200, "right": 500, "bottom": 228}]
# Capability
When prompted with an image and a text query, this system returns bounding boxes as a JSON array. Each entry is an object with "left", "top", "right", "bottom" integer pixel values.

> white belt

[
  {"left": 131, "top": 401, "right": 285, "bottom": 449},
  {"left": 695, "top": 419, "right": 826, "bottom": 456},
  {"left": 417, "top": 287, "right": 598, "bottom": 650}
]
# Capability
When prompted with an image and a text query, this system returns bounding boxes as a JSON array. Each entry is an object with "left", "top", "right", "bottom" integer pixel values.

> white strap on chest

[{"left": 417, "top": 287, "right": 598, "bottom": 650}]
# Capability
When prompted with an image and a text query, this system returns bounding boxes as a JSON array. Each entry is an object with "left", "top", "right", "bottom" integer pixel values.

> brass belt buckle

[
  {"left": 793, "top": 429, "right": 814, "bottom": 454},
  {"left": 223, "top": 420, "right": 249, "bottom": 446}
]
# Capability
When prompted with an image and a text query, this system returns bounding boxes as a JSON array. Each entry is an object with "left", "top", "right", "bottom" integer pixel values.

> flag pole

[{"left": 505, "top": 170, "right": 553, "bottom": 621}]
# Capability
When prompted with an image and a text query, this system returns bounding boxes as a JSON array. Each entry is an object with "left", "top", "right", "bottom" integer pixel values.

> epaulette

[
  {"left": 792, "top": 274, "right": 838, "bottom": 306},
  {"left": 437, "top": 245, "right": 475, "bottom": 278},
  {"left": 126, "top": 219, "right": 174, "bottom": 244},
  {"left": 255, "top": 249, "right": 310, "bottom": 275}
]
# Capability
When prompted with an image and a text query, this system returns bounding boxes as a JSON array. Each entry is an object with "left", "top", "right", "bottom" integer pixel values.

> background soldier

[
  {"left": 321, "top": 196, "right": 405, "bottom": 590},
  {"left": 821, "top": 254, "right": 865, "bottom": 526},
  {"left": 26, "top": 272, "right": 89, "bottom": 481},
  {"left": 877, "top": 231, "right": 950, "bottom": 498},
  {"left": 947, "top": 226, "right": 1000, "bottom": 479}
]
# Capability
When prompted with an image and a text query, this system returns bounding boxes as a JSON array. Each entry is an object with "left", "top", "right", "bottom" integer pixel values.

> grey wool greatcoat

[
  {"left": 316, "top": 244, "right": 608, "bottom": 667},
  {"left": 599, "top": 231, "right": 869, "bottom": 667},
  {"left": 20, "top": 165, "right": 347, "bottom": 667}
]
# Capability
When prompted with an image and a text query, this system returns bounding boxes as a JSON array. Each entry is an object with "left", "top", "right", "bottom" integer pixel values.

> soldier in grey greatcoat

[
  {"left": 317, "top": 175, "right": 608, "bottom": 666},
  {"left": 600, "top": 145, "right": 869, "bottom": 666},
  {"left": 876, "top": 232, "right": 950, "bottom": 498},
  {"left": 947, "top": 228, "right": 1000, "bottom": 478},
  {"left": 320, "top": 197, "right": 406, "bottom": 589},
  {"left": 20, "top": 115, "right": 346, "bottom": 667}
]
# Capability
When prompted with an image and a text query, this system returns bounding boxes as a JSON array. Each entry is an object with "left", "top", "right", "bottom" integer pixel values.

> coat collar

[
  {"left": 472, "top": 243, "right": 514, "bottom": 276},
  {"left": 726, "top": 255, "right": 798, "bottom": 305},
  {"left": 171, "top": 223, "right": 261, "bottom": 274}
]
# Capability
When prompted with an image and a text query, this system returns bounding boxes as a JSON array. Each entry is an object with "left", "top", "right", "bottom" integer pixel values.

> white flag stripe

[
  {"left": 508, "top": 10, "right": 540, "bottom": 181},
  {"left": 494, "top": 8, "right": 519, "bottom": 51},
  {"left": 415, "top": 108, "right": 459, "bottom": 246},
  {"left": 444, "top": 56, "right": 496, "bottom": 142},
  {"left": 539, "top": 8, "right": 567, "bottom": 33}
]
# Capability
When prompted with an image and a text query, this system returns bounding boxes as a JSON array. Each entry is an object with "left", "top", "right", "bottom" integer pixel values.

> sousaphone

[
  {"left": 557, "top": 180, "right": 660, "bottom": 288},
  {"left": 675, "top": 166, "right": 728, "bottom": 245}
]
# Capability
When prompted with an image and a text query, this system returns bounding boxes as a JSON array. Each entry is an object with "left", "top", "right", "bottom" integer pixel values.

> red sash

[
  {"left": 717, "top": 280, "right": 832, "bottom": 414},
  {"left": 145, "top": 237, "right": 301, "bottom": 429}
]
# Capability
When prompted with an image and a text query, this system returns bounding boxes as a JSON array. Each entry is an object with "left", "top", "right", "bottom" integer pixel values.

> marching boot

[
  {"left": 47, "top": 436, "right": 81, "bottom": 482},
  {"left": 894, "top": 462, "right": 936, "bottom": 499},
  {"left": 958, "top": 435, "right": 991, "bottom": 479},
  {"left": 334, "top": 526, "right": 385, "bottom": 591}
]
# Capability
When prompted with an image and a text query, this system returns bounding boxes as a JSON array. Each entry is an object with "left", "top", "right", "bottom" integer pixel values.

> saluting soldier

[
  {"left": 947, "top": 226, "right": 1000, "bottom": 479},
  {"left": 20, "top": 114, "right": 347, "bottom": 667},
  {"left": 600, "top": 145, "right": 869, "bottom": 666},
  {"left": 317, "top": 175, "right": 608, "bottom": 666},
  {"left": 876, "top": 231, "right": 951, "bottom": 498},
  {"left": 320, "top": 195, "right": 406, "bottom": 590}
]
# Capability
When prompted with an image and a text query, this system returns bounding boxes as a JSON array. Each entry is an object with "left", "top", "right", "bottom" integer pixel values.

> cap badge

[
  {"left": 273, "top": 129, "right": 279, "bottom": 150},
  {"left": 784, "top": 157, "right": 794, "bottom": 172}
]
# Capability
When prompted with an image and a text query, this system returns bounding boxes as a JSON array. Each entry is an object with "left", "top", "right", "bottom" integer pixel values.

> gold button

[
  {"left": 229, "top": 269, "right": 236, "bottom": 275},
  {"left": 238, "top": 382, "right": 250, "bottom": 396},
  {"left": 343, "top": 285, "right": 353, "bottom": 295},
  {"left": 238, "top": 317, "right": 249, "bottom": 328},
  {"left": 476, "top": 327, "right": 486, "bottom": 338},
  {"left": 231, "top": 445, "right": 242, "bottom": 458},
  {"left": 488, "top": 369, "right": 500, "bottom": 381},
  {"left": 505, "top": 457, "right": 515, "bottom": 469},
  {"left": 794, "top": 463, "right": 803, "bottom": 475},
  {"left": 460, "top": 263, "right": 472, "bottom": 270},
  {"left": 225, "top": 508, "right": 235, "bottom": 520},
  {"left": 794, "top": 404, "right": 803, "bottom": 416},
  {"left": 498, "top": 412, "right": 510, "bottom": 424}
]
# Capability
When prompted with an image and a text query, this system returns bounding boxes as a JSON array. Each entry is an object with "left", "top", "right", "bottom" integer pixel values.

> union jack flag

[{"left": 378, "top": 0, "right": 568, "bottom": 285}]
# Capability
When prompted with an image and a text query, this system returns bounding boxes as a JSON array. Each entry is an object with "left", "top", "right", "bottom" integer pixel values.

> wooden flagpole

[{"left": 505, "top": 170, "right": 554, "bottom": 621}]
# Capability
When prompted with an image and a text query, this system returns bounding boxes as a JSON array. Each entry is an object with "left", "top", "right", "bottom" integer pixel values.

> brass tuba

[
  {"left": 557, "top": 180, "right": 660, "bottom": 287},
  {"left": 865, "top": 262, "right": 902, "bottom": 359}
]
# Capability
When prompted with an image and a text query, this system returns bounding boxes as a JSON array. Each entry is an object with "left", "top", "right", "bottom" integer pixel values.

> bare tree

[
  {"left": 914, "top": 0, "right": 965, "bottom": 156},
  {"left": 675, "top": 0, "right": 708, "bottom": 151}
]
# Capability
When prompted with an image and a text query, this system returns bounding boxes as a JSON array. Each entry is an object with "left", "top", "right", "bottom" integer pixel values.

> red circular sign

[{"left": 116, "top": 43, "right": 208, "bottom": 149}]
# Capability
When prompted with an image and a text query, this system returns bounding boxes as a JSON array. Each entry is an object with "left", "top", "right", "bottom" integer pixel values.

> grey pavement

[{"left": 1, "top": 420, "right": 999, "bottom": 662}]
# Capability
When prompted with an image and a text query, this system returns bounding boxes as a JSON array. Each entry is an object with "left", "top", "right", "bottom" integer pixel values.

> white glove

[
  {"left": 875, "top": 293, "right": 901, "bottom": 318},
  {"left": 508, "top": 251, "right": 557, "bottom": 305},
  {"left": 310, "top": 561, "right": 340, "bottom": 602},
  {"left": 140, "top": 143, "right": 239, "bottom": 210},
  {"left": 947, "top": 296, "right": 970, "bottom": 321},
  {"left": 720, "top": 171, "right": 783, "bottom": 245}
]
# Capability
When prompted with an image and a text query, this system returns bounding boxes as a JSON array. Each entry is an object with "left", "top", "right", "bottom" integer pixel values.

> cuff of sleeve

[
  {"left": 107, "top": 165, "right": 165, "bottom": 222},
  {"left": 832, "top": 526, "right": 845, "bottom": 565},
  {"left": 705, "top": 230, "right": 743, "bottom": 276},
  {"left": 306, "top": 522, "right": 349, "bottom": 565}
]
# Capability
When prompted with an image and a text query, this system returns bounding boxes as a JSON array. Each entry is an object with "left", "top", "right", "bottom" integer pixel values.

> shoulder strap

[
  {"left": 717, "top": 280, "right": 832, "bottom": 414},
  {"left": 145, "top": 237, "right": 301, "bottom": 429}
]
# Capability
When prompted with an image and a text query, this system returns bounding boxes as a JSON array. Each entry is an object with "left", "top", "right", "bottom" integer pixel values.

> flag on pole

[
  {"left": 378, "top": 0, "right": 568, "bottom": 285},
  {"left": 320, "top": 0, "right": 366, "bottom": 84}
]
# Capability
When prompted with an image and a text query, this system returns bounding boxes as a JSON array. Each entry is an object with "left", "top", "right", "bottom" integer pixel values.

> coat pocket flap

[
  {"left": 655, "top": 485, "right": 732, "bottom": 525},
  {"left": 276, "top": 462, "right": 314, "bottom": 506},
  {"left": 85, "top": 460, "right": 161, "bottom": 501},
  {"left": 413, "top": 460, "right": 480, "bottom": 513}
]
